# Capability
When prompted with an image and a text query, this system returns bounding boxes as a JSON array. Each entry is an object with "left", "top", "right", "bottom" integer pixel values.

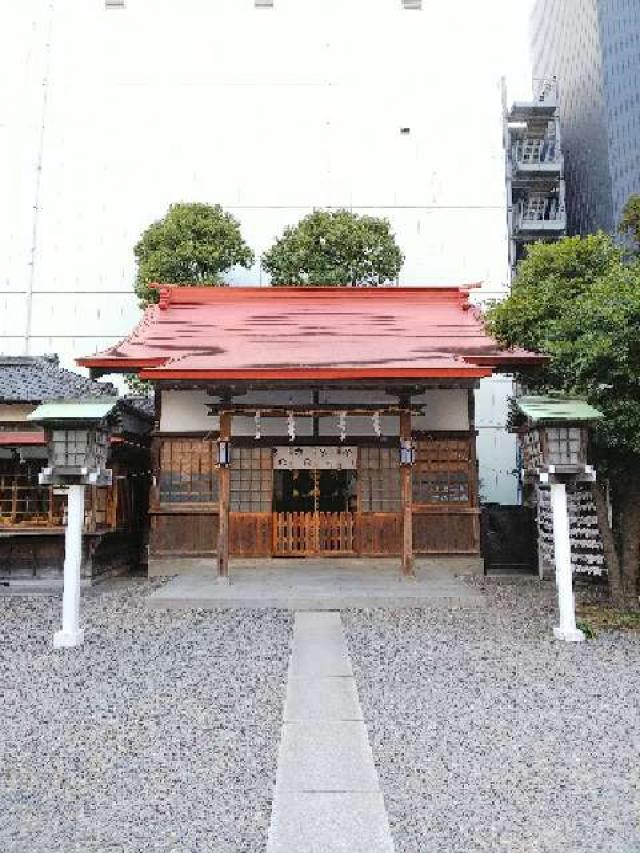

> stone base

[
  {"left": 553, "top": 626, "right": 585, "bottom": 643},
  {"left": 148, "top": 557, "right": 217, "bottom": 577},
  {"left": 148, "top": 555, "right": 484, "bottom": 578},
  {"left": 53, "top": 628, "right": 85, "bottom": 648}
]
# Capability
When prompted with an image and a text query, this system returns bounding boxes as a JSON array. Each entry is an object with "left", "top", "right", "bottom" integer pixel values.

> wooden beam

[
  {"left": 207, "top": 404, "right": 425, "bottom": 416},
  {"left": 217, "top": 411, "right": 231, "bottom": 581},
  {"left": 400, "top": 407, "right": 414, "bottom": 577}
]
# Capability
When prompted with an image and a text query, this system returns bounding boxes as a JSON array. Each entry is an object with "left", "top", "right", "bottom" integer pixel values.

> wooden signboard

[{"left": 272, "top": 446, "right": 357, "bottom": 470}]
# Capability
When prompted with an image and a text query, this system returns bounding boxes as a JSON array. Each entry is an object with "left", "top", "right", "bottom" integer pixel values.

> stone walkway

[{"left": 267, "top": 612, "right": 395, "bottom": 853}]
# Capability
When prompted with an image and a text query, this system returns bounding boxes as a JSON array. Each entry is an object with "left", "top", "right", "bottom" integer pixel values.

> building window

[
  {"left": 159, "top": 439, "right": 218, "bottom": 505},
  {"left": 230, "top": 447, "right": 272, "bottom": 512},
  {"left": 412, "top": 437, "right": 472, "bottom": 505},
  {"left": 359, "top": 447, "right": 401, "bottom": 512}
]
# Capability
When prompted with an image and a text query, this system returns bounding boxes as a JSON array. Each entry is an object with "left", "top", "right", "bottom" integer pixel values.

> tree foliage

[
  {"left": 486, "top": 232, "right": 640, "bottom": 605},
  {"left": 487, "top": 233, "right": 640, "bottom": 465},
  {"left": 134, "top": 203, "right": 254, "bottom": 305},
  {"left": 261, "top": 210, "right": 404, "bottom": 286},
  {"left": 124, "top": 373, "right": 152, "bottom": 397},
  {"left": 618, "top": 193, "right": 640, "bottom": 250}
]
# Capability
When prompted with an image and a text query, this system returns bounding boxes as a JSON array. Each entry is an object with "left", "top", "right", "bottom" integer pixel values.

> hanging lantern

[
  {"left": 217, "top": 440, "right": 231, "bottom": 467},
  {"left": 338, "top": 411, "right": 347, "bottom": 443},
  {"left": 287, "top": 411, "right": 296, "bottom": 443},
  {"left": 400, "top": 439, "right": 416, "bottom": 466},
  {"left": 372, "top": 410, "right": 381, "bottom": 438},
  {"left": 254, "top": 409, "right": 262, "bottom": 440}
]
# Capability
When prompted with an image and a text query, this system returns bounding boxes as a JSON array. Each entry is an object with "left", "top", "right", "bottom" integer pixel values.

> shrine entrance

[{"left": 271, "top": 449, "right": 358, "bottom": 556}]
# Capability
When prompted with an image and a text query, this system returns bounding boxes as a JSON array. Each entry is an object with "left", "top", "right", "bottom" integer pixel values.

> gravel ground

[
  {"left": 343, "top": 578, "right": 640, "bottom": 853},
  {"left": 1, "top": 579, "right": 292, "bottom": 853}
]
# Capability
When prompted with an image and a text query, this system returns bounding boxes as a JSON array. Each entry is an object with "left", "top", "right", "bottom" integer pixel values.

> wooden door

[{"left": 272, "top": 467, "right": 357, "bottom": 556}]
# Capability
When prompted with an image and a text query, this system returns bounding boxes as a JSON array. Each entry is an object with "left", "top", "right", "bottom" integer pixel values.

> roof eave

[{"left": 137, "top": 366, "right": 494, "bottom": 381}]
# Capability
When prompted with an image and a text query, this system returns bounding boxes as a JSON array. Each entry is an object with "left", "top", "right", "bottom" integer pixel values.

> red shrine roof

[{"left": 77, "top": 286, "right": 544, "bottom": 382}]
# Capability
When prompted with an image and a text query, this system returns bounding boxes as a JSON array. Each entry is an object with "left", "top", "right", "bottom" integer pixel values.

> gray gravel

[
  {"left": 1, "top": 579, "right": 292, "bottom": 853},
  {"left": 343, "top": 578, "right": 640, "bottom": 853}
]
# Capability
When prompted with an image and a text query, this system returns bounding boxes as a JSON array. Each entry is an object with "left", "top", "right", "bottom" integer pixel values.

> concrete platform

[{"left": 147, "top": 558, "right": 486, "bottom": 610}]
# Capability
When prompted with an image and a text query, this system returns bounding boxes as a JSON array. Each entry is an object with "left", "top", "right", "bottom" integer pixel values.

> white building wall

[
  {"left": 159, "top": 388, "right": 469, "bottom": 436},
  {"left": 475, "top": 374, "right": 519, "bottom": 505}
]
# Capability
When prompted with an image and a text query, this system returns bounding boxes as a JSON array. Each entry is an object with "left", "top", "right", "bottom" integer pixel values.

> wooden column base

[{"left": 400, "top": 408, "right": 414, "bottom": 577}]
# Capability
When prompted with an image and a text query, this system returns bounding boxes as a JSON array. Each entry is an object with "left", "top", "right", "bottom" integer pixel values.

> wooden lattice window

[
  {"left": 412, "top": 437, "right": 472, "bottom": 505},
  {"left": 0, "top": 461, "right": 64, "bottom": 527},
  {"left": 230, "top": 447, "right": 272, "bottom": 512},
  {"left": 544, "top": 426, "right": 583, "bottom": 465},
  {"left": 359, "top": 447, "right": 401, "bottom": 512},
  {"left": 159, "top": 439, "right": 218, "bottom": 505}
]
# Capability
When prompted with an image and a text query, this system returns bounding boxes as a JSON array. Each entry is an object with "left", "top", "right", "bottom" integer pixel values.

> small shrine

[
  {"left": 78, "top": 285, "right": 544, "bottom": 579},
  {"left": 0, "top": 356, "right": 152, "bottom": 586}
]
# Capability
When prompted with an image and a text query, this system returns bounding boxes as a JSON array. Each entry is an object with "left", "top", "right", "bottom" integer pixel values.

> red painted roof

[
  {"left": 0, "top": 431, "right": 46, "bottom": 446},
  {"left": 78, "top": 286, "right": 544, "bottom": 381}
]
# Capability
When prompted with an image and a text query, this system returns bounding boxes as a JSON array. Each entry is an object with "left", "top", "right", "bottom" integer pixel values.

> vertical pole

[
  {"left": 550, "top": 481, "right": 584, "bottom": 642},
  {"left": 11, "top": 478, "right": 18, "bottom": 523},
  {"left": 468, "top": 388, "right": 481, "bottom": 557},
  {"left": 400, "top": 408, "right": 414, "bottom": 578},
  {"left": 54, "top": 484, "right": 85, "bottom": 649},
  {"left": 217, "top": 411, "right": 231, "bottom": 583}
]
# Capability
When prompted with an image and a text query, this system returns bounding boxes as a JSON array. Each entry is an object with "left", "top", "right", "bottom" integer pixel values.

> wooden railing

[
  {"left": 0, "top": 476, "right": 63, "bottom": 528},
  {"left": 273, "top": 512, "right": 356, "bottom": 556}
]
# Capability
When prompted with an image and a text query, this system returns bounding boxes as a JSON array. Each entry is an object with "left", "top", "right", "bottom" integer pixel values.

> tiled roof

[
  {"left": 78, "top": 286, "right": 546, "bottom": 382},
  {"left": 121, "top": 395, "right": 155, "bottom": 418},
  {"left": 0, "top": 356, "right": 117, "bottom": 403}
]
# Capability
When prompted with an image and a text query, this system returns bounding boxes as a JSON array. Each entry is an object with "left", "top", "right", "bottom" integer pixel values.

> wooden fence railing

[{"left": 273, "top": 512, "right": 356, "bottom": 556}]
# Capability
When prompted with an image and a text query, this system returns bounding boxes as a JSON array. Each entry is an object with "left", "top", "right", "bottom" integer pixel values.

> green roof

[
  {"left": 27, "top": 401, "right": 117, "bottom": 422},
  {"left": 515, "top": 395, "right": 604, "bottom": 424}
]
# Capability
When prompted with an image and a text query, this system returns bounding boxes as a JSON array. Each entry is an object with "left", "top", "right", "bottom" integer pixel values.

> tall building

[
  {"left": 0, "top": 0, "right": 533, "bottom": 504},
  {"left": 531, "top": 0, "right": 640, "bottom": 236},
  {"left": 503, "top": 77, "right": 567, "bottom": 280}
]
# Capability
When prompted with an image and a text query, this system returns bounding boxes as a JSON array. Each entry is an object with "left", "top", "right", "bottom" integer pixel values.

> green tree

[
  {"left": 262, "top": 210, "right": 404, "bottom": 286},
  {"left": 134, "top": 203, "right": 254, "bottom": 305},
  {"left": 619, "top": 193, "right": 640, "bottom": 250},
  {"left": 487, "top": 234, "right": 640, "bottom": 609},
  {"left": 124, "top": 374, "right": 152, "bottom": 397}
]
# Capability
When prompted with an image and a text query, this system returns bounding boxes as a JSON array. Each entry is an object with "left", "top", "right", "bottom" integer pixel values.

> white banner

[{"left": 272, "top": 446, "right": 357, "bottom": 470}]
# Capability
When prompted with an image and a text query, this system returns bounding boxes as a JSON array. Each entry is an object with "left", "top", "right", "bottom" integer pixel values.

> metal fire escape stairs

[{"left": 503, "top": 78, "right": 567, "bottom": 283}]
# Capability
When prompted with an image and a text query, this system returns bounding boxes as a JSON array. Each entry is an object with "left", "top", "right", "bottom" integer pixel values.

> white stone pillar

[
  {"left": 54, "top": 484, "right": 86, "bottom": 649},
  {"left": 549, "top": 481, "right": 584, "bottom": 642}
]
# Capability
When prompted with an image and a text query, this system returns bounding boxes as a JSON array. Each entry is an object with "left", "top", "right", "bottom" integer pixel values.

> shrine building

[{"left": 78, "top": 286, "right": 542, "bottom": 578}]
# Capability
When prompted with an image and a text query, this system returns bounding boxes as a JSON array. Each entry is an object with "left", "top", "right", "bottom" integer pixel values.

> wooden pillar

[
  {"left": 217, "top": 411, "right": 231, "bottom": 581},
  {"left": 10, "top": 478, "right": 18, "bottom": 524},
  {"left": 400, "top": 408, "right": 414, "bottom": 577},
  {"left": 468, "top": 388, "right": 481, "bottom": 552}
]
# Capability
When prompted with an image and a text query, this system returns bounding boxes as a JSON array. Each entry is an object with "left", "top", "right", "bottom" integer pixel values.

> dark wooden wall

[{"left": 149, "top": 431, "right": 481, "bottom": 560}]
